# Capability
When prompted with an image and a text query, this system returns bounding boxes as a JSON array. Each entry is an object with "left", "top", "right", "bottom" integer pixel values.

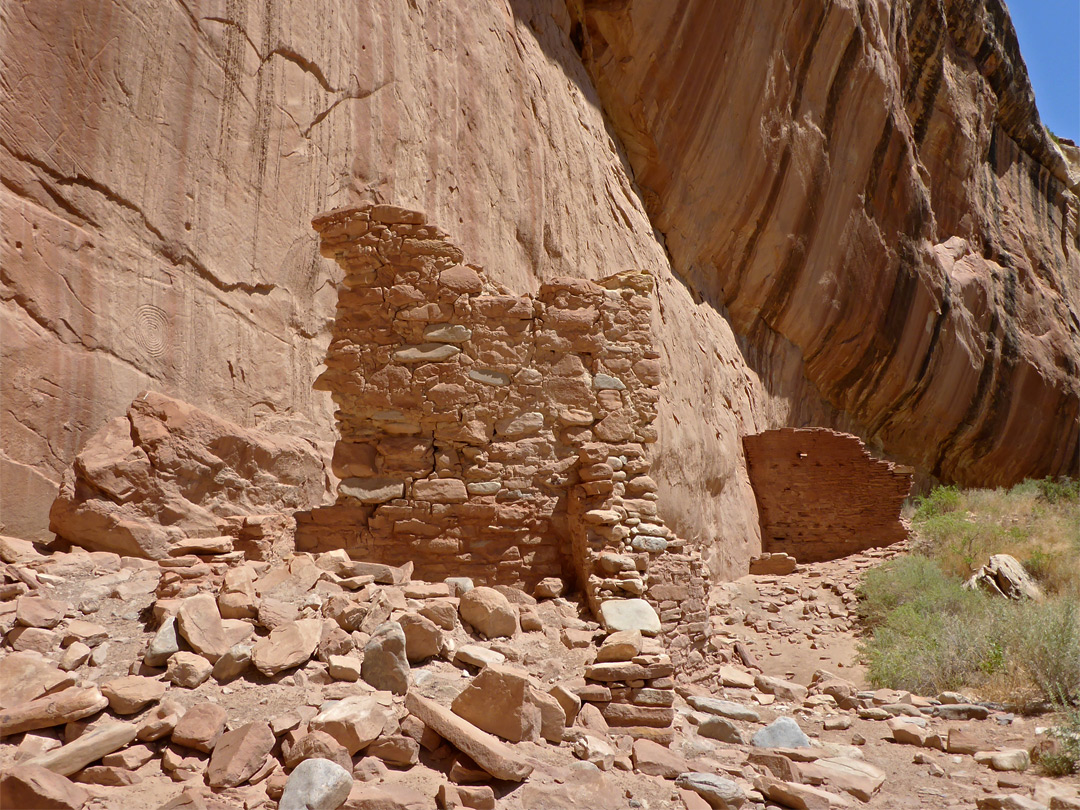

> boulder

[
  {"left": 632, "top": 738, "right": 689, "bottom": 779},
  {"left": 278, "top": 757, "right": 353, "bottom": 810},
  {"left": 597, "top": 599, "right": 661, "bottom": 635},
  {"left": 0, "top": 765, "right": 88, "bottom": 810},
  {"left": 252, "top": 619, "right": 322, "bottom": 676},
  {"left": 101, "top": 676, "right": 167, "bottom": 714},
  {"left": 0, "top": 686, "right": 108, "bottom": 737},
  {"left": 404, "top": 693, "right": 533, "bottom": 781},
  {"left": 23, "top": 722, "right": 139, "bottom": 776},
  {"left": 399, "top": 612, "right": 444, "bottom": 662},
  {"left": 176, "top": 593, "right": 231, "bottom": 662},
  {"left": 171, "top": 702, "right": 227, "bottom": 753},
  {"left": 751, "top": 717, "right": 810, "bottom": 749},
  {"left": 596, "top": 629, "right": 643, "bottom": 662},
  {"left": 166, "top": 652, "right": 213, "bottom": 688},
  {"left": 283, "top": 731, "right": 352, "bottom": 772},
  {"left": 360, "top": 622, "right": 410, "bottom": 695},
  {"left": 458, "top": 588, "right": 517, "bottom": 638},
  {"left": 966, "top": 555, "right": 1043, "bottom": 600},
  {"left": 675, "top": 772, "right": 746, "bottom": 809},
  {"left": 48, "top": 392, "right": 330, "bottom": 559},
  {"left": 687, "top": 696, "right": 760, "bottom": 723},
  {"left": 451, "top": 665, "right": 542, "bottom": 743},
  {"left": 207, "top": 721, "right": 276, "bottom": 787},
  {"left": 309, "top": 695, "right": 392, "bottom": 755}
]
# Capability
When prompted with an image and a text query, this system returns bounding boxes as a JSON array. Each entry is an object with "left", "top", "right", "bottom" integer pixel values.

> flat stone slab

[
  {"left": 404, "top": 693, "right": 533, "bottom": 781},
  {"left": 597, "top": 599, "right": 661, "bottom": 635}
]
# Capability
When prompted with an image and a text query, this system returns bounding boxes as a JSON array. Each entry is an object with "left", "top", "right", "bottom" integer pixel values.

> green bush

[
  {"left": 858, "top": 555, "right": 1080, "bottom": 702},
  {"left": 912, "top": 485, "right": 962, "bottom": 521},
  {"left": 858, "top": 556, "right": 1007, "bottom": 695},
  {"left": 1039, "top": 702, "right": 1080, "bottom": 776},
  {"left": 1034, "top": 476, "right": 1080, "bottom": 504}
]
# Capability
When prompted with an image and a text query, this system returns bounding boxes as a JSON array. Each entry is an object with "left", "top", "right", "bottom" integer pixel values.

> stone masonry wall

[
  {"left": 294, "top": 205, "right": 708, "bottom": 671},
  {"left": 743, "top": 428, "right": 913, "bottom": 563}
]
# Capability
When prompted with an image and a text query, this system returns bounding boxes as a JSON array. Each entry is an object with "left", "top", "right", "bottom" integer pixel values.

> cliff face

[
  {"left": 570, "top": 0, "right": 1080, "bottom": 485},
  {"left": 1, "top": 0, "right": 777, "bottom": 576},
  {"left": 2, "top": 1, "right": 1076, "bottom": 576}
]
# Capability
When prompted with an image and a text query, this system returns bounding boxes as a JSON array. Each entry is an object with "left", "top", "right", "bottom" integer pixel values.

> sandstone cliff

[
  {"left": 2, "top": 1, "right": 1076, "bottom": 577},
  {"left": 570, "top": 0, "right": 1080, "bottom": 486}
]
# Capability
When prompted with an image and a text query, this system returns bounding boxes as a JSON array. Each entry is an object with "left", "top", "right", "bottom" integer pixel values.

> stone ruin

[
  {"left": 295, "top": 203, "right": 709, "bottom": 676},
  {"left": 742, "top": 428, "right": 913, "bottom": 563}
]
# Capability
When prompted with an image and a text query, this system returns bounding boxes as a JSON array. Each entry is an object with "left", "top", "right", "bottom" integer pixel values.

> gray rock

[
  {"left": 144, "top": 616, "right": 180, "bottom": 667},
  {"left": 360, "top": 622, "right": 409, "bottom": 695},
  {"left": 592, "top": 373, "right": 626, "bottom": 390},
  {"left": 696, "top": 714, "right": 744, "bottom": 744},
  {"left": 674, "top": 772, "right": 745, "bottom": 808},
  {"left": 278, "top": 757, "right": 353, "bottom": 810},
  {"left": 597, "top": 599, "right": 661, "bottom": 635},
  {"left": 338, "top": 477, "right": 405, "bottom": 505},
  {"left": 687, "top": 696, "right": 761, "bottom": 723},
  {"left": 445, "top": 577, "right": 474, "bottom": 597},
  {"left": 751, "top": 716, "right": 810, "bottom": 749}
]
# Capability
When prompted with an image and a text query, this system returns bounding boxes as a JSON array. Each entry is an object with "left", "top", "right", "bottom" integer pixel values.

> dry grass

[
  {"left": 907, "top": 478, "right": 1080, "bottom": 596},
  {"left": 858, "top": 478, "right": 1080, "bottom": 706}
]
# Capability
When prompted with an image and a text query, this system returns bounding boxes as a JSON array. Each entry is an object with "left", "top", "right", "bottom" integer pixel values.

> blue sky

[{"left": 1006, "top": 0, "right": 1079, "bottom": 142}]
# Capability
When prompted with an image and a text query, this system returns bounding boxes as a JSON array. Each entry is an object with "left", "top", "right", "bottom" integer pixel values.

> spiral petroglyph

[{"left": 135, "top": 305, "right": 169, "bottom": 357}]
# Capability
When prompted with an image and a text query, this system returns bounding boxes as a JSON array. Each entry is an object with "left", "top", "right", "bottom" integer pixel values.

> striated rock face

[
  {"left": 1, "top": 0, "right": 771, "bottom": 578},
  {"left": 49, "top": 391, "right": 331, "bottom": 558},
  {"left": 570, "top": 0, "right": 1080, "bottom": 486},
  {"left": 3, "top": 1, "right": 1076, "bottom": 576}
]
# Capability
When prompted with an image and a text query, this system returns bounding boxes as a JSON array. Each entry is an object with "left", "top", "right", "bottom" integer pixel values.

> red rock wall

[
  {"left": 571, "top": 0, "right": 1080, "bottom": 488},
  {"left": 743, "top": 428, "right": 912, "bottom": 563}
]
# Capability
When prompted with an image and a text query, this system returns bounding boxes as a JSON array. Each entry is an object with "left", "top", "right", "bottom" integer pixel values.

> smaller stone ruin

[{"left": 742, "top": 428, "right": 912, "bottom": 563}]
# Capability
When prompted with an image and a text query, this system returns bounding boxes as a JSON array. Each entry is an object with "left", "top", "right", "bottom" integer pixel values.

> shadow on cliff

[{"left": 506, "top": 0, "right": 847, "bottom": 435}]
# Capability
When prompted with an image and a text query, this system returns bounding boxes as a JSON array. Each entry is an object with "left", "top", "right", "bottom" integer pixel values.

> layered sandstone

[
  {"left": 1, "top": 1, "right": 767, "bottom": 579},
  {"left": 3, "top": 0, "right": 1076, "bottom": 577},
  {"left": 570, "top": 0, "right": 1080, "bottom": 486}
]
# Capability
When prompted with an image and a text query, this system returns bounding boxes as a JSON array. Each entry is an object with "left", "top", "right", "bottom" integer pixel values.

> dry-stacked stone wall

[
  {"left": 295, "top": 205, "right": 708, "bottom": 683},
  {"left": 743, "top": 428, "right": 913, "bottom": 563}
]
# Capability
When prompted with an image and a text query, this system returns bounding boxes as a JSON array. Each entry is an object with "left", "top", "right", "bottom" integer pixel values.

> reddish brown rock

[
  {"left": 573, "top": 0, "right": 1079, "bottom": 492},
  {"left": 171, "top": 702, "right": 227, "bottom": 754},
  {"left": 283, "top": 731, "right": 352, "bottom": 772},
  {"left": 101, "top": 676, "right": 166, "bottom": 715},
  {"left": 0, "top": 687, "right": 108, "bottom": 738},
  {"left": 0, "top": 764, "right": 89, "bottom": 809},
  {"left": 46, "top": 393, "right": 330, "bottom": 558},
  {"left": 451, "top": 665, "right": 542, "bottom": 743},
  {"left": 405, "top": 693, "right": 533, "bottom": 781},
  {"left": 207, "top": 721, "right": 275, "bottom": 788}
]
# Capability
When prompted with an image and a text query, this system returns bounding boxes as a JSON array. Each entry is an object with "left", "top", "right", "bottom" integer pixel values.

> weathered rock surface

[
  {"left": 46, "top": 393, "right": 330, "bottom": 558},
  {"left": 572, "top": 0, "right": 1080, "bottom": 492}
]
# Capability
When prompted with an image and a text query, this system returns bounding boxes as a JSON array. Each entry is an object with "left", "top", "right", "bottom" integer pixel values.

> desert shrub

[
  {"left": 912, "top": 485, "right": 962, "bottom": 521},
  {"left": 858, "top": 555, "right": 1080, "bottom": 702},
  {"left": 1008, "top": 598, "right": 1080, "bottom": 706},
  {"left": 1034, "top": 476, "right": 1080, "bottom": 505},
  {"left": 1039, "top": 702, "right": 1080, "bottom": 776},
  {"left": 858, "top": 556, "right": 1008, "bottom": 695},
  {"left": 909, "top": 479, "right": 1080, "bottom": 595}
]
